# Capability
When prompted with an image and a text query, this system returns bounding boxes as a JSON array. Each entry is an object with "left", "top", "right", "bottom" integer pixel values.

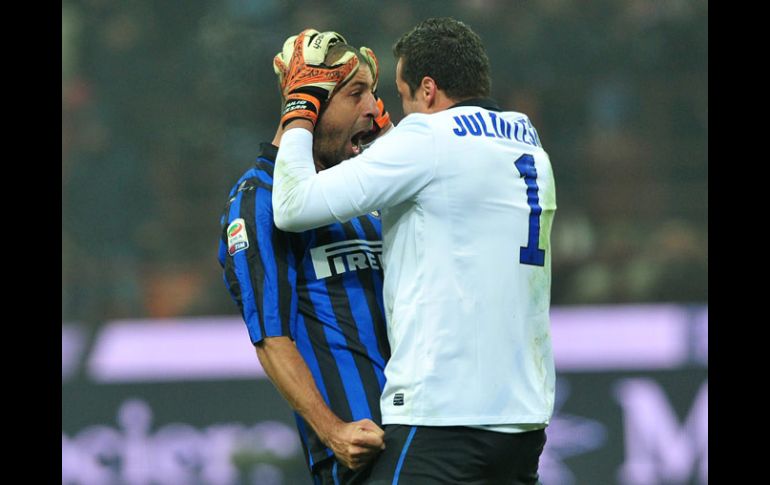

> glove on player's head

[
  {"left": 358, "top": 46, "right": 392, "bottom": 144},
  {"left": 274, "top": 29, "right": 360, "bottom": 127}
]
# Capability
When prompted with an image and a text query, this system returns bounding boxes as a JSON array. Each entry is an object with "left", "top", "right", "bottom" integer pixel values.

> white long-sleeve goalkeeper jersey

[{"left": 273, "top": 100, "right": 556, "bottom": 427}]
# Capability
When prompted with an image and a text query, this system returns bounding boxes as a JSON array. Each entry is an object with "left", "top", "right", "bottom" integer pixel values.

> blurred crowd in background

[{"left": 62, "top": 0, "right": 707, "bottom": 326}]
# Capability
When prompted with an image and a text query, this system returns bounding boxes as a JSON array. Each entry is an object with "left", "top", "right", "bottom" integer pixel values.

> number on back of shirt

[{"left": 514, "top": 154, "right": 545, "bottom": 266}]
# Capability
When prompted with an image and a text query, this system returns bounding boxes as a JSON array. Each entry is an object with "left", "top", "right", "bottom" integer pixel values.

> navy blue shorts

[
  {"left": 312, "top": 456, "right": 375, "bottom": 485},
  {"left": 363, "top": 424, "right": 546, "bottom": 485}
]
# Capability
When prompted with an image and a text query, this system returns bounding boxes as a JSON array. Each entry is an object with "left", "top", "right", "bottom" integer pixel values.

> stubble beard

[{"left": 313, "top": 126, "right": 348, "bottom": 171}]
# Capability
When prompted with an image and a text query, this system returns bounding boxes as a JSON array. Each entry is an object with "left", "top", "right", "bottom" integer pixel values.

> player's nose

[{"left": 362, "top": 92, "right": 378, "bottom": 118}]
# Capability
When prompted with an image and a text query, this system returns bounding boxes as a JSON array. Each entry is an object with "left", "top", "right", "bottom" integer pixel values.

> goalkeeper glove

[
  {"left": 273, "top": 29, "right": 360, "bottom": 128},
  {"left": 358, "top": 46, "right": 392, "bottom": 145}
]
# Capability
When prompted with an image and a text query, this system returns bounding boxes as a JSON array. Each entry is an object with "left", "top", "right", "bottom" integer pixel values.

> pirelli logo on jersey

[{"left": 310, "top": 239, "right": 383, "bottom": 279}]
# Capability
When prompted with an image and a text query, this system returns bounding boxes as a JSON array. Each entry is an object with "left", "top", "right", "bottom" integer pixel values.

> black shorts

[
  {"left": 312, "top": 456, "right": 376, "bottom": 485},
  {"left": 363, "top": 424, "right": 546, "bottom": 485}
]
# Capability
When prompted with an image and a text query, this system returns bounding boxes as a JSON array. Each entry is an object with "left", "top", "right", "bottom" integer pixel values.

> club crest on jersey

[{"left": 227, "top": 218, "right": 249, "bottom": 256}]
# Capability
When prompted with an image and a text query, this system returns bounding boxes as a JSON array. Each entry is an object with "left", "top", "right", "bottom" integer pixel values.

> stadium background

[{"left": 62, "top": 1, "right": 707, "bottom": 483}]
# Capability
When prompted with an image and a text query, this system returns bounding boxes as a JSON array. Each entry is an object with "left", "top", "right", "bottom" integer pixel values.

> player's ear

[{"left": 420, "top": 76, "right": 437, "bottom": 107}]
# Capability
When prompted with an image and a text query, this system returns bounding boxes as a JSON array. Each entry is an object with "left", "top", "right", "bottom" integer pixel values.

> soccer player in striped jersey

[
  {"left": 273, "top": 19, "right": 556, "bottom": 484},
  {"left": 218, "top": 31, "right": 392, "bottom": 484}
]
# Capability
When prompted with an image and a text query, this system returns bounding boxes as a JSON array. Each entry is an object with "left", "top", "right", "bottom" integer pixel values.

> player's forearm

[
  {"left": 273, "top": 128, "right": 341, "bottom": 232},
  {"left": 255, "top": 337, "right": 343, "bottom": 443}
]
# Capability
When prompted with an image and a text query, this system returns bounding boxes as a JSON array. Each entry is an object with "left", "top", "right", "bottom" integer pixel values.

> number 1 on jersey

[{"left": 514, "top": 154, "right": 545, "bottom": 266}]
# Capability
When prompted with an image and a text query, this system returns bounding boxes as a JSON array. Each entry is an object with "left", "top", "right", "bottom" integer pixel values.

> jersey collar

[
  {"left": 448, "top": 97, "right": 501, "bottom": 112},
  {"left": 258, "top": 142, "right": 278, "bottom": 163}
]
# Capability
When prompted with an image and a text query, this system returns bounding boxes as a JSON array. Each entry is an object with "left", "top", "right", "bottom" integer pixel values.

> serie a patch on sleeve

[{"left": 227, "top": 218, "right": 250, "bottom": 256}]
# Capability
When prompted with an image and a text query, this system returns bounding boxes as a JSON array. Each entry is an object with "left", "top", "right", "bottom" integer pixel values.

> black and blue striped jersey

[{"left": 218, "top": 143, "right": 390, "bottom": 471}]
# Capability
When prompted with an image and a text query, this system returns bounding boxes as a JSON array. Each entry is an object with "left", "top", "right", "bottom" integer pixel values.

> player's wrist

[
  {"left": 316, "top": 416, "right": 345, "bottom": 448},
  {"left": 281, "top": 117, "right": 315, "bottom": 132},
  {"left": 280, "top": 91, "right": 322, "bottom": 128}
]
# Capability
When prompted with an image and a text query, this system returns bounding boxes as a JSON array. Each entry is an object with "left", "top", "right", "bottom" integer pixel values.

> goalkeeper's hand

[
  {"left": 358, "top": 46, "right": 392, "bottom": 145},
  {"left": 273, "top": 29, "right": 360, "bottom": 128}
]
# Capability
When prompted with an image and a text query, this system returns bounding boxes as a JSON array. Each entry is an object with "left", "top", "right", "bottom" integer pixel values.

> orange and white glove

[
  {"left": 358, "top": 46, "right": 392, "bottom": 145},
  {"left": 273, "top": 29, "right": 360, "bottom": 128}
]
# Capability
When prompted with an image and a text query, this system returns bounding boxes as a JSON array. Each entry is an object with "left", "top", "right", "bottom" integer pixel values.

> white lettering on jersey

[{"left": 310, "top": 239, "right": 383, "bottom": 279}]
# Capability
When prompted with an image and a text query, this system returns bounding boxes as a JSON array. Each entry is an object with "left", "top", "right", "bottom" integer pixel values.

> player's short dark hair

[
  {"left": 326, "top": 43, "right": 356, "bottom": 64},
  {"left": 326, "top": 44, "right": 368, "bottom": 74},
  {"left": 393, "top": 17, "right": 491, "bottom": 100}
]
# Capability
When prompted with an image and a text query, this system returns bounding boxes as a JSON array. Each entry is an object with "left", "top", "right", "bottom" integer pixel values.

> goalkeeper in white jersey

[{"left": 273, "top": 17, "right": 556, "bottom": 485}]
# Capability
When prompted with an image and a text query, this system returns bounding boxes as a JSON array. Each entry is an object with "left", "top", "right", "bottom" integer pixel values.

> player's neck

[
  {"left": 271, "top": 124, "right": 284, "bottom": 147},
  {"left": 425, "top": 91, "right": 460, "bottom": 114}
]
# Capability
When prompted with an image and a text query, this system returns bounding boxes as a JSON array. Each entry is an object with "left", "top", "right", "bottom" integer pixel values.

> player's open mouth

[{"left": 350, "top": 130, "right": 367, "bottom": 155}]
